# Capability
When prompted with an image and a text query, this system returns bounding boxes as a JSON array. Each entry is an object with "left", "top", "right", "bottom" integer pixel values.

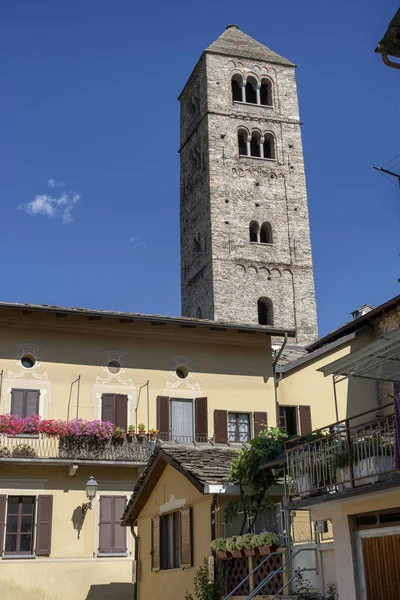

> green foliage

[
  {"left": 293, "top": 571, "right": 314, "bottom": 600},
  {"left": 184, "top": 558, "right": 220, "bottom": 600},
  {"left": 226, "top": 536, "right": 238, "bottom": 552},
  {"left": 256, "top": 531, "right": 279, "bottom": 547},
  {"left": 225, "top": 426, "right": 288, "bottom": 533},
  {"left": 236, "top": 533, "right": 254, "bottom": 549},
  {"left": 325, "top": 582, "right": 338, "bottom": 600}
]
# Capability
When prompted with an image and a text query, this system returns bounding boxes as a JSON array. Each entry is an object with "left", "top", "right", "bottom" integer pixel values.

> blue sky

[{"left": 1, "top": 0, "right": 399, "bottom": 337}]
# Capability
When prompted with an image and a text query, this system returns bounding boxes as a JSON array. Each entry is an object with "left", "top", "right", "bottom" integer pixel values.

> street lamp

[{"left": 82, "top": 475, "right": 98, "bottom": 516}]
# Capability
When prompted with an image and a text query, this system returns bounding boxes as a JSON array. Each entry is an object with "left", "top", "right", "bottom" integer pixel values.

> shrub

[{"left": 185, "top": 557, "right": 220, "bottom": 600}]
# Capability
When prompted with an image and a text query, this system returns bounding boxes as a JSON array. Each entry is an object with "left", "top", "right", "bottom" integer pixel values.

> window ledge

[
  {"left": 233, "top": 101, "right": 273, "bottom": 109},
  {"left": 3, "top": 554, "right": 36, "bottom": 560},
  {"left": 97, "top": 553, "right": 128, "bottom": 558},
  {"left": 250, "top": 242, "right": 273, "bottom": 247},
  {"left": 239, "top": 156, "right": 276, "bottom": 162}
]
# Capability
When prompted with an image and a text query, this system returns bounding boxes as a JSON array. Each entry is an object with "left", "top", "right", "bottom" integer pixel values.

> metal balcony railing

[
  {"left": 286, "top": 402, "right": 398, "bottom": 500},
  {"left": 0, "top": 433, "right": 150, "bottom": 463}
]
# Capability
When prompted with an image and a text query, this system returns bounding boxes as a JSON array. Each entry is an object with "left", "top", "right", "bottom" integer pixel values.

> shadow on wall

[
  {"left": 71, "top": 505, "right": 84, "bottom": 539},
  {"left": 86, "top": 583, "right": 134, "bottom": 600}
]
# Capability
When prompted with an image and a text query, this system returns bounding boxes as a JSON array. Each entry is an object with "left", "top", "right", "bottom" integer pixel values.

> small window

[
  {"left": 101, "top": 394, "right": 128, "bottom": 429},
  {"left": 260, "top": 222, "right": 272, "bottom": 244},
  {"left": 263, "top": 134, "right": 275, "bottom": 160},
  {"left": 238, "top": 132, "right": 247, "bottom": 156},
  {"left": 250, "top": 133, "right": 261, "bottom": 158},
  {"left": 279, "top": 406, "right": 297, "bottom": 436},
  {"left": 21, "top": 355, "right": 35, "bottom": 369},
  {"left": 231, "top": 74, "right": 243, "bottom": 102},
  {"left": 258, "top": 297, "right": 273, "bottom": 325},
  {"left": 260, "top": 79, "right": 272, "bottom": 106},
  {"left": 245, "top": 77, "right": 257, "bottom": 104},
  {"left": 5, "top": 496, "right": 35, "bottom": 555},
  {"left": 107, "top": 360, "right": 121, "bottom": 375},
  {"left": 228, "top": 413, "right": 250, "bottom": 443},
  {"left": 250, "top": 221, "right": 259, "bottom": 243},
  {"left": 176, "top": 366, "right": 189, "bottom": 380},
  {"left": 11, "top": 389, "right": 40, "bottom": 418},
  {"left": 160, "top": 512, "right": 181, "bottom": 570}
]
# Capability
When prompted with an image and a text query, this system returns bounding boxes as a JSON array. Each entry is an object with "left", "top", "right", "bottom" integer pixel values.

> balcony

[
  {"left": 0, "top": 433, "right": 150, "bottom": 465},
  {"left": 285, "top": 402, "right": 399, "bottom": 504}
]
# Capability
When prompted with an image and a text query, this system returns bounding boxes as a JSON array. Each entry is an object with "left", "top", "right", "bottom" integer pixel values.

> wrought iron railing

[
  {"left": 286, "top": 402, "right": 398, "bottom": 500},
  {"left": 157, "top": 433, "right": 209, "bottom": 443},
  {"left": 0, "top": 434, "right": 150, "bottom": 463}
]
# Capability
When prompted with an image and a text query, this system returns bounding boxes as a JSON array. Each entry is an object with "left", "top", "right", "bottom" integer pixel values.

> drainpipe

[
  {"left": 210, "top": 494, "right": 217, "bottom": 577},
  {"left": 0, "top": 370, "right": 3, "bottom": 411},
  {"left": 133, "top": 526, "right": 138, "bottom": 600},
  {"left": 273, "top": 334, "right": 288, "bottom": 426}
]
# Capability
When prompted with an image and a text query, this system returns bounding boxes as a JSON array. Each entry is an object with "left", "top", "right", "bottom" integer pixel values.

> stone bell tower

[{"left": 179, "top": 25, "right": 318, "bottom": 344}]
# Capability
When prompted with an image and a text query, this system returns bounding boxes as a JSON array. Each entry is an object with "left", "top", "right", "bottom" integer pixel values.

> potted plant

[
  {"left": 333, "top": 447, "right": 353, "bottom": 491},
  {"left": 113, "top": 426, "right": 126, "bottom": 440},
  {"left": 237, "top": 533, "right": 258, "bottom": 557},
  {"left": 211, "top": 537, "right": 230, "bottom": 559},
  {"left": 149, "top": 428, "right": 159, "bottom": 441},
  {"left": 226, "top": 536, "right": 243, "bottom": 558},
  {"left": 256, "top": 532, "right": 279, "bottom": 556},
  {"left": 128, "top": 425, "right": 136, "bottom": 438},
  {"left": 138, "top": 423, "right": 146, "bottom": 437}
]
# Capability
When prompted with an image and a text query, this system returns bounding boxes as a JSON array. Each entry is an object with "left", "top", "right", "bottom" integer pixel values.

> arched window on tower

[
  {"left": 238, "top": 131, "right": 248, "bottom": 156},
  {"left": 250, "top": 132, "right": 261, "bottom": 158},
  {"left": 231, "top": 74, "right": 243, "bottom": 102},
  {"left": 258, "top": 297, "right": 274, "bottom": 326},
  {"left": 263, "top": 134, "right": 275, "bottom": 160},
  {"left": 260, "top": 222, "right": 272, "bottom": 244},
  {"left": 249, "top": 221, "right": 259, "bottom": 243},
  {"left": 245, "top": 76, "right": 257, "bottom": 104},
  {"left": 260, "top": 79, "right": 272, "bottom": 106}
]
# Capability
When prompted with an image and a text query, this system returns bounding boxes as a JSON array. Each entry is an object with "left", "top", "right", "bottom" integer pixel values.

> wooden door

[{"left": 362, "top": 534, "right": 400, "bottom": 599}]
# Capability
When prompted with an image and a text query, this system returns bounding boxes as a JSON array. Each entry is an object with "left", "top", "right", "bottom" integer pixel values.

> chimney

[{"left": 351, "top": 304, "right": 373, "bottom": 320}]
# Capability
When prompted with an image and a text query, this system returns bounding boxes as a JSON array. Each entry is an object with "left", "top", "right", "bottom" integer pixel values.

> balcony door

[{"left": 170, "top": 399, "right": 193, "bottom": 442}]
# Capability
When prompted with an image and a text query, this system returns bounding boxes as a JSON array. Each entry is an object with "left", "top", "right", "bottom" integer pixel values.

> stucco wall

[
  {"left": 277, "top": 331, "right": 377, "bottom": 429},
  {"left": 0, "top": 308, "right": 276, "bottom": 436},
  {"left": 0, "top": 464, "right": 136, "bottom": 599},
  {"left": 137, "top": 464, "right": 212, "bottom": 600}
]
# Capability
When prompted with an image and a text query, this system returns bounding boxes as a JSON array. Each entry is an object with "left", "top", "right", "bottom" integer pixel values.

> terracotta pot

[
  {"left": 244, "top": 548, "right": 257, "bottom": 557},
  {"left": 128, "top": 431, "right": 135, "bottom": 437},
  {"left": 258, "top": 546, "right": 271, "bottom": 556},
  {"left": 138, "top": 430, "right": 146, "bottom": 437},
  {"left": 150, "top": 433, "right": 157, "bottom": 441},
  {"left": 217, "top": 550, "right": 231, "bottom": 560},
  {"left": 230, "top": 549, "right": 244, "bottom": 558}
]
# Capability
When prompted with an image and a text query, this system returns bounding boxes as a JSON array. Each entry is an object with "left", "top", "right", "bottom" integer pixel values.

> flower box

[
  {"left": 217, "top": 550, "right": 231, "bottom": 560},
  {"left": 244, "top": 547, "right": 258, "bottom": 557},
  {"left": 258, "top": 544, "right": 277, "bottom": 556},
  {"left": 230, "top": 549, "right": 244, "bottom": 558}
]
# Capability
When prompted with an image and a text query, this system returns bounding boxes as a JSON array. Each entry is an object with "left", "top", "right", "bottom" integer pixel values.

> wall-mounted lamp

[{"left": 82, "top": 475, "right": 98, "bottom": 517}]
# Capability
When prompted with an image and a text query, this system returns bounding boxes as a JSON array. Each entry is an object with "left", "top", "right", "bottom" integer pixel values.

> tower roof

[{"left": 206, "top": 25, "right": 295, "bottom": 67}]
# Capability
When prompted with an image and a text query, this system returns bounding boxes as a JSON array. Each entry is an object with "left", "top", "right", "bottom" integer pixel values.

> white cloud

[
  {"left": 19, "top": 190, "right": 80, "bottom": 224},
  {"left": 129, "top": 235, "right": 146, "bottom": 249},
  {"left": 47, "top": 178, "right": 65, "bottom": 188}
]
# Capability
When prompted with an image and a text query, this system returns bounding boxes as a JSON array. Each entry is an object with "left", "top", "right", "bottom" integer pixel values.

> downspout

[
  {"left": 273, "top": 333, "right": 288, "bottom": 426},
  {"left": 133, "top": 526, "right": 138, "bottom": 600},
  {"left": 211, "top": 494, "right": 217, "bottom": 577},
  {"left": 0, "top": 370, "right": 3, "bottom": 412}
]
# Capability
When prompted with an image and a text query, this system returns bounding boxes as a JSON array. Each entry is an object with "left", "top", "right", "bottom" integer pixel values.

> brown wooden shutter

[
  {"left": 157, "top": 396, "right": 170, "bottom": 440},
  {"left": 26, "top": 390, "right": 40, "bottom": 416},
  {"left": 180, "top": 507, "right": 192, "bottom": 568},
  {"left": 299, "top": 405, "right": 312, "bottom": 435},
  {"left": 151, "top": 516, "right": 161, "bottom": 571},
  {"left": 115, "top": 394, "right": 128, "bottom": 430},
  {"left": 99, "top": 496, "right": 113, "bottom": 553},
  {"left": 35, "top": 495, "right": 53, "bottom": 556},
  {"left": 101, "top": 394, "right": 115, "bottom": 423},
  {"left": 113, "top": 496, "right": 127, "bottom": 553},
  {"left": 10, "top": 389, "right": 25, "bottom": 417},
  {"left": 0, "top": 495, "right": 6, "bottom": 555},
  {"left": 195, "top": 397, "right": 208, "bottom": 441},
  {"left": 214, "top": 410, "right": 228, "bottom": 443},
  {"left": 254, "top": 412, "right": 268, "bottom": 437}
]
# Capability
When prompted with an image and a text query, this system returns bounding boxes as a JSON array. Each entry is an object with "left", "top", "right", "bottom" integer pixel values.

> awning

[{"left": 319, "top": 328, "right": 400, "bottom": 383}]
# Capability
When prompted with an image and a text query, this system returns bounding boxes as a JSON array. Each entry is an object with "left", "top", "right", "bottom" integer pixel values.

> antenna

[{"left": 373, "top": 153, "right": 400, "bottom": 188}]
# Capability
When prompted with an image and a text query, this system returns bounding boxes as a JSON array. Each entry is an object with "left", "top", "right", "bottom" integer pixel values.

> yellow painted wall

[
  {"left": 0, "top": 464, "right": 137, "bottom": 599},
  {"left": 0, "top": 308, "right": 276, "bottom": 436},
  {"left": 277, "top": 331, "right": 377, "bottom": 430},
  {"left": 137, "top": 463, "right": 212, "bottom": 600}
]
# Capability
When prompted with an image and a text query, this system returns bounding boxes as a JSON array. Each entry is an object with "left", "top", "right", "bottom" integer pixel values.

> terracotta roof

[
  {"left": 121, "top": 442, "right": 239, "bottom": 526},
  {"left": 206, "top": 25, "right": 295, "bottom": 67}
]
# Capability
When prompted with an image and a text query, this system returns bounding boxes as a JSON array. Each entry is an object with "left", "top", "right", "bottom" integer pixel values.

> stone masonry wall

[{"left": 180, "top": 43, "right": 318, "bottom": 343}]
